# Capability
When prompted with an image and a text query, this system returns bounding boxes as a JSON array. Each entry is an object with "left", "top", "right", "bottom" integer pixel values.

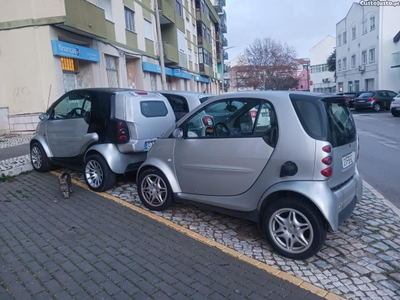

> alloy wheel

[
  {"left": 269, "top": 208, "right": 314, "bottom": 254},
  {"left": 141, "top": 174, "right": 168, "bottom": 207},
  {"left": 31, "top": 146, "right": 42, "bottom": 169},
  {"left": 373, "top": 103, "right": 380, "bottom": 112},
  {"left": 85, "top": 160, "right": 104, "bottom": 188}
]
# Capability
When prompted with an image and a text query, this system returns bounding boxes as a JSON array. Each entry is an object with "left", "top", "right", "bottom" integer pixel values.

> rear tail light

[
  {"left": 322, "top": 156, "right": 333, "bottom": 165},
  {"left": 117, "top": 120, "right": 129, "bottom": 143},
  {"left": 368, "top": 97, "right": 376, "bottom": 102},
  {"left": 322, "top": 145, "right": 332, "bottom": 153},
  {"left": 136, "top": 92, "right": 148, "bottom": 95},
  {"left": 321, "top": 167, "right": 333, "bottom": 177},
  {"left": 202, "top": 116, "right": 214, "bottom": 127}
]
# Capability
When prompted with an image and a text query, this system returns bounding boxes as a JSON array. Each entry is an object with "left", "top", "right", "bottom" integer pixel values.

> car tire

[
  {"left": 30, "top": 142, "right": 51, "bottom": 172},
  {"left": 263, "top": 197, "right": 327, "bottom": 260},
  {"left": 391, "top": 110, "right": 400, "bottom": 117},
  {"left": 373, "top": 102, "right": 381, "bottom": 112},
  {"left": 84, "top": 154, "right": 116, "bottom": 192},
  {"left": 138, "top": 168, "right": 174, "bottom": 211}
]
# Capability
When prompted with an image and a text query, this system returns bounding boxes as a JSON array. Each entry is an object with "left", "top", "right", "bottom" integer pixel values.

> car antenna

[{"left": 46, "top": 84, "right": 52, "bottom": 111}]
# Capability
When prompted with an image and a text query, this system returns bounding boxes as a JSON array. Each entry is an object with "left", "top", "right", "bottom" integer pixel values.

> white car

[{"left": 390, "top": 92, "right": 400, "bottom": 117}]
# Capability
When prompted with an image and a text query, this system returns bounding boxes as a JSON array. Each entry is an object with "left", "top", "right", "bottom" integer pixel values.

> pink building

[{"left": 296, "top": 59, "right": 310, "bottom": 91}]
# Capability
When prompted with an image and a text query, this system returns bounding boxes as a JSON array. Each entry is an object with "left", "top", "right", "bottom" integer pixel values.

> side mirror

[
  {"left": 172, "top": 128, "right": 184, "bottom": 139},
  {"left": 39, "top": 113, "right": 49, "bottom": 121}
]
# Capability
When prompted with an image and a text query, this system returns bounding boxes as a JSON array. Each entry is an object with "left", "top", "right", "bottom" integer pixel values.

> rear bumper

[
  {"left": 117, "top": 139, "right": 157, "bottom": 153},
  {"left": 354, "top": 102, "right": 373, "bottom": 109}
]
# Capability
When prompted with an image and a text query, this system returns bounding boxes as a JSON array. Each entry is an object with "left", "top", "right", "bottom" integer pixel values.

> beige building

[{"left": 0, "top": 0, "right": 228, "bottom": 134}]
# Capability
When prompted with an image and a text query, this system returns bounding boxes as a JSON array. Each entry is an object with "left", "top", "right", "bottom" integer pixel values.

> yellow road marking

[{"left": 50, "top": 171, "right": 345, "bottom": 300}]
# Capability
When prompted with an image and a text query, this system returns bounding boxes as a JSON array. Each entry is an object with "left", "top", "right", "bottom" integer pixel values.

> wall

[
  {"left": 0, "top": 108, "right": 10, "bottom": 134},
  {"left": 310, "top": 36, "right": 336, "bottom": 92},
  {"left": 0, "top": 0, "right": 66, "bottom": 24}
]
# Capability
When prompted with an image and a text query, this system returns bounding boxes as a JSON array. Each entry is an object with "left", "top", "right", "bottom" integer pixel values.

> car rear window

[
  {"left": 140, "top": 101, "right": 168, "bottom": 118},
  {"left": 358, "top": 92, "right": 374, "bottom": 98},
  {"left": 325, "top": 102, "right": 356, "bottom": 147},
  {"left": 291, "top": 99, "right": 325, "bottom": 139}
]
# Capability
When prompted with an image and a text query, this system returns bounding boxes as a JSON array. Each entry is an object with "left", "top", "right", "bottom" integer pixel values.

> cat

[{"left": 59, "top": 173, "right": 72, "bottom": 199}]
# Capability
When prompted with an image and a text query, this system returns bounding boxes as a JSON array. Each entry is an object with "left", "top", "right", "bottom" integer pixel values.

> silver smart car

[
  {"left": 137, "top": 91, "right": 363, "bottom": 259},
  {"left": 30, "top": 88, "right": 175, "bottom": 192}
]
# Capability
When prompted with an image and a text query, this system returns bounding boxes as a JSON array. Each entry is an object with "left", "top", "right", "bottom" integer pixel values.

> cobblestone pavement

[
  {"left": 61, "top": 169, "right": 400, "bottom": 300},
  {"left": 0, "top": 155, "right": 32, "bottom": 176},
  {"left": 0, "top": 134, "right": 34, "bottom": 149},
  {"left": 0, "top": 173, "right": 323, "bottom": 300}
]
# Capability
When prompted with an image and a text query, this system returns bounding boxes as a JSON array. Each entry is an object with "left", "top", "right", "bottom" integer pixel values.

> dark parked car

[
  {"left": 342, "top": 92, "right": 363, "bottom": 108},
  {"left": 354, "top": 90, "right": 398, "bottom": 112}
]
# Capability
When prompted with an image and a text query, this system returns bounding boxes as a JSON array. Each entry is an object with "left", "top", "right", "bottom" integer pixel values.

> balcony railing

[
  {"left": 159, "top": 0, "right": 175, "bottom": 24},
  {"left": 222, "top": 35, "right": 228, "bottom": 47},
  {"left": 163, "top": 42, "right": 179, "bottom": 64},
  {"left": 223, "top": 50, "right": 228, "bottom": 60},
  {"left": 392, "top": 51, "right": 400, "bottom": 68},
  {"left": 213, "top": 0, "right": 223, "bottom": 13},
  {"left": 221, "top": 22, "right": 227, "bottom": 33},
  {"left": 178, "top": 51, "right": 188, "bottom": 69}
]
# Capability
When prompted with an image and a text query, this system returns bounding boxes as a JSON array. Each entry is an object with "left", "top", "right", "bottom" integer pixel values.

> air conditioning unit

[
  {"left": 322, "top": 78, "right": 330, "bottom": 83},
  {"left": 358, "top": 65, "right": 365, "bottom": 73}
]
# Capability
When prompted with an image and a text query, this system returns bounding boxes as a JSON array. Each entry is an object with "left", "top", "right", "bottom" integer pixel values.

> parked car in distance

[
  {"left": 158, "top": 91, "right": 214, "bottom": 121},
  {"left": 354, "top": 90, "right": 397, "bottom": 112},
  {"left": 337, "top": 92, "right": 363, "bottom": 108},
  {"left": 136, "top": 91, "right": 362, "bottom": 260},
  {"left": 30, "top": 88, "right": 175, "bottom": 192},
  {"left": 390, "top": 92, "right": 400, "bottom": 117}
]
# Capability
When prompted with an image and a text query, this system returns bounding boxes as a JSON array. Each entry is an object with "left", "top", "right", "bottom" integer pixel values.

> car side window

[
  {"left": 388, "top": 91, "right": 397, "bottom": 98},
  {"left": 184, "top": 98, "right": 278, "bottom": 146},
  {"left": 51, "top": 93, "right": 91, "bottom": 120},
  {"left": 378, "top": 91, "right": 388, "bottom": 97},
  {"left": 163, "top": 94, "right": 189, "bottom": 113}
]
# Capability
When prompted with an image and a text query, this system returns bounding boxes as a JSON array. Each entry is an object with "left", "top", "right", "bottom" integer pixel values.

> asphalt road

[{"left": 352, "top": 110, "right": 400, "bottom": 208}]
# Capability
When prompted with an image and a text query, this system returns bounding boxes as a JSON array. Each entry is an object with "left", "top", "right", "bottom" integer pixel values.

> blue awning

[
  {"left": 194, "top": 75, "right": 210, "bottom": 83},
  {"left": 172, "top": 69, "right": 192, "bottom": 80},
  {"left": 142, "top": 62, "right": 192, "bottom": 80},
  {"left": 142, "top": 62, "right": 162, "bottom": 73}
]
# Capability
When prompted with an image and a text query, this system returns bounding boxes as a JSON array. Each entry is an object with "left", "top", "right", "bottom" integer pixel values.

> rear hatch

[{"left": 324, "top": 99, "right": 357, "bottom": 188}]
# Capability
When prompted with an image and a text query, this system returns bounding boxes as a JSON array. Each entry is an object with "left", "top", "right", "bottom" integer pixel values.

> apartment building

[
  {"left": 0, "top": 0, "right": 228, "bottom": 133},
  {"left": 336, "top": 2, "right": 400, "bottom": 93},
  {"left": 310, "top": 36, "right": 336, "bottom": 93},
  {"left": 295, "top": 58, "right": 310, "bottom": 91}
]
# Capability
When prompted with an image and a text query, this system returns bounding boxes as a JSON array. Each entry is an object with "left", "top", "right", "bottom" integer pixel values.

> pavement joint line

[
  {"left": 363, "top": 180, "right": 400, "bottom": 217},
  {"left": 50, "top": 171, "right": 345, "bottom": 300}
]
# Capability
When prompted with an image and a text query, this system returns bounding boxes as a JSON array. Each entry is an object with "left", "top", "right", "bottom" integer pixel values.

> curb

[
  {"left": 50, "top": 171, "right": 345, "bottom": 300},
  {"left": 363, "top": 180, "right": 400, "bottom": 218},
  {"left": 0, "top": 163, "right": 33, "bottom": 178}
]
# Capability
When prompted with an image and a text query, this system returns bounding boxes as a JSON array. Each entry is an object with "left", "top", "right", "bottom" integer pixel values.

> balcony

[
  {"left": 223, "top": 50, "right": 228, "bottom": 60},
  {"left": 213, "top": 0, "right": 224, "bottom": 13},
  {"left": 219, "top": 9, "right": 227, "bottom": 21},
  {"left": 220, "top": 22, "right": 227, "bottom": 33},
  {"left": 392, "top": 51, "right": 400, "bottom": 68},
  {"left": 64, "top": 0, "right": 108, "bottom": 38},
  {"left": 163, "top": 42, "right": 179, "bottom": 64},
  {"left": 159, "top": 0, "right": 175, "bottom": 24},
  {"left": 200, "top": 64, "right": 213, "bottom": 77},
  {"left": 224, "top": 64, "right": 229, "bottom": 73},
  {"left": 222, "top": 35, "right": 228, "bottom": 47},
  {"left": 197, "top": 37, "right": 212, "bottom": 54},
  {"left": 196, "top": 9, "right": 211, "bottom": 28}
]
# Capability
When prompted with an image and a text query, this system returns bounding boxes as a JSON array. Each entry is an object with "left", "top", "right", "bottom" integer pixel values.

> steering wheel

[
  {"left": 213, "top": 122, "right": 230, "bottom": 137},
  {"left": 69, "top": 107, "right": 85, "bottom": 118}
]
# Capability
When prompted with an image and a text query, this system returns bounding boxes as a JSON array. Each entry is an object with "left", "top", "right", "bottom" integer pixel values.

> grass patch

[{"left": 0, "top": 174, "right": 12, "bottom": 182}]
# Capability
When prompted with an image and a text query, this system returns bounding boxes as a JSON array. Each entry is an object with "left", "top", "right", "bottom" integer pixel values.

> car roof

[
  {"left": 213, "top": 91, "right": 344, "bottom": 102},
  {"left": 158, "top": 90, "right": 214, "bottom": 98}
]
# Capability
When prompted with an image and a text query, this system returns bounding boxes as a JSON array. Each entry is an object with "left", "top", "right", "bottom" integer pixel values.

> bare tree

[{"left": 233, "top": 38, "right": 299, "bottom": 91}]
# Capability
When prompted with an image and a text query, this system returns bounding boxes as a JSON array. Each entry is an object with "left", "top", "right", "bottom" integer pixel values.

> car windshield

[
  {"left": 358, "top": 92, "right": 374, "bottom": 98},
  {"left": 325, "top": 101, "right": 356, "bottom": 147}
]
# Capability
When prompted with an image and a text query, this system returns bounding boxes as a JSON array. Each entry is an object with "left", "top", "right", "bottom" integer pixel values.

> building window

[
  {"left": 338, "top": 82, "right": 343, "bottom": 92},
  {"left": 192, "top": 23, "right": 196, "bottom": 34},
  {"left": 338, "top": 34, "right": 342, "bottom": 46},
  {"left": 175, "top": 0, "right": 183, "bottom": 17},
  {"left": 362, "top": 19, "right": 368, "bottom": 34},
  {"left": 105, "top": 55, "right": 119, "bottom": 88},
  {"left": 343, "top": 31, "right": 347, "bottom": 44},
  {"left": 194, "top": 52, "right": 198, "bottom": 64},
  {"left": 338, "top": 60, "right": 342, "bottom": 71},
  {"left": 61, "top": 57, "right": 78, "bottom": 72},
  {"left": 98, "top": 0, "right": 112, "bottom": 20},
  {"left": 124, "top": 7, "right": 135, "bottom": 31},
  {"left": 351, "top": 55, "right": 356, "bottom": 67},
  {"left": 370, "top": 16, "right": 376, "bottom": 31},
  {"left": 348, "top": 81, "right": 353, "bottom": 92},
  {"left": 369, "top": 48, "right": 375, "bottom": 63},
  {"left": 188, "top": 48, "right": 192, "bottom": 61},
  {"left": 186, "top": 17, "right": 190, "bottom": 27},
  {"left": 355, "top": 80, "right": 360, "bottom": 92},
  {"left": 206, "top": 28, "right": 211, "bottom": 43},
  {"left": 343, "top": 57, "right": 347, "bottom": 70},
  {"left": 144, "top": 19, "right": 153, "bottom": 40},
  {"left": 362, "top": 50, "right": 367, "bottom": 64},
  {"left": 352, "top": 25, "right": 356, "bottom": 39}
]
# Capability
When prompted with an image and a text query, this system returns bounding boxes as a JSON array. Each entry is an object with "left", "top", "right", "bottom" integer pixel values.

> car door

[
  {"left": 173, "top": 98, "right": 278, "bottom": 196},
  {"left": 46, "top": 92, "right": 93, "bottom": 158}
]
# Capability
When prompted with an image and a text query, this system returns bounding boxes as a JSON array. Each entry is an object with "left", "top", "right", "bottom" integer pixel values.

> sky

[{"left": 225, "top": 0, "right": 356, "bottom": 60}]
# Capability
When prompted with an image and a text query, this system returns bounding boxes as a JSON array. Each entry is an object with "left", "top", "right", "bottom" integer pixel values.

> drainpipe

[{"left": 155, "top": 0, "right": 167, "bottom": 90}]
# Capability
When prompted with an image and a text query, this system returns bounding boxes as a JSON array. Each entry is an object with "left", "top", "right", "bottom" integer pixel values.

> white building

[
  {"left": 336, "top": 2, "right": 400, "bottom": 93},
  {"left": 310, "top": 35, "right": 336, "bottom": 93}
]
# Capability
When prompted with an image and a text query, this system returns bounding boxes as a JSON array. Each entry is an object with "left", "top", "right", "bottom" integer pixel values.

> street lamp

[{"left": 221, "top": 45, "right": 236, "bottom": 93}]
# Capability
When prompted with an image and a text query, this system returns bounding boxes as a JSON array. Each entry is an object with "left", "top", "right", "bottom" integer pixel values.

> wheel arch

[{"left": 30, "top": 136, "right": 53, "bottom": 158}]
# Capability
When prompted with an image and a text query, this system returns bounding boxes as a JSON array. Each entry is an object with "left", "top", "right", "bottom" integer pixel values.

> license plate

[
  {"left": 342, "top": 152, "right": 355, "bottom": 170},
  {"left": 396, "top": 107, "right": 400, "bottom": 110},
  {"left": 145, "top": 141, "right": 156, "bottom": 151},
  {"left": 358, "top": 100, "right": 365, "bottom": 103}
]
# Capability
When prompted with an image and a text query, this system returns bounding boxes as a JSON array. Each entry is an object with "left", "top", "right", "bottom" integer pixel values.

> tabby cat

[{"left": 59, "top": 173, "right": 72, "bottom": 199}]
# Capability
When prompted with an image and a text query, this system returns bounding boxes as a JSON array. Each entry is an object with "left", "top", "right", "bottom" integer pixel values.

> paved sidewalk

[{"left": 0, "top": 172, "right": 323, "bottom": 300}]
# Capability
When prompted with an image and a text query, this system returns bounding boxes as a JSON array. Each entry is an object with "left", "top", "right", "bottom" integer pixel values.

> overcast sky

[{"left": 225, "top": 0, "right": 356, "bottom": 60}]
